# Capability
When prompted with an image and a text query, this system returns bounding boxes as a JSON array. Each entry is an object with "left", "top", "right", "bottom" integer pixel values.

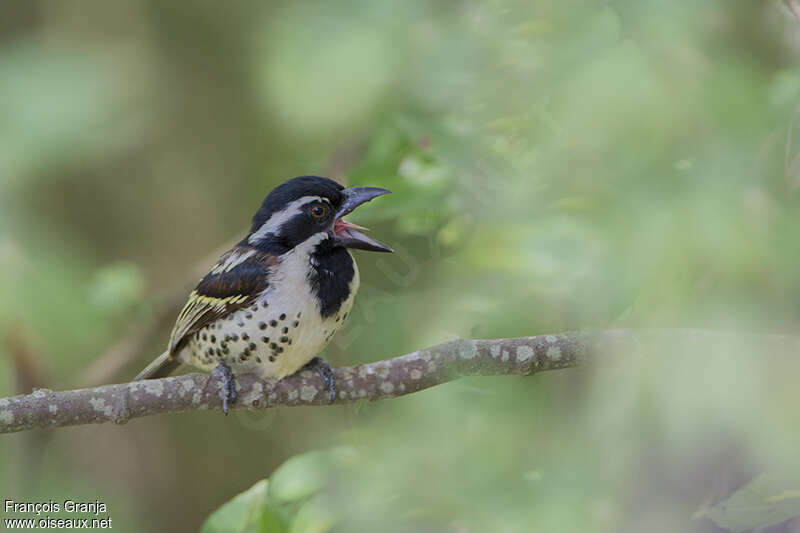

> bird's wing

[{"left": 168, "top": 247, "right": 279, "bottom": 355}]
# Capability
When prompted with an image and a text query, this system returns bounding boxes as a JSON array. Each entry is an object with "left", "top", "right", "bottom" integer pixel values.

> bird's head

[{"left": 246, "top": 176, "right": 393, "bottom": 255}]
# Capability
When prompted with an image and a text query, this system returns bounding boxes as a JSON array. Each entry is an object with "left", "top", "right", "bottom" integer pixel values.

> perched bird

[{"left": 134, "top": 176, "right": 392, "bottom": 412}]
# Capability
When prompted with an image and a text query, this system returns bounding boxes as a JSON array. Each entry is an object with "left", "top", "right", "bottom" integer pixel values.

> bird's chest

[{"left": 183, "top": 246, "right": 359, "bottom": 378}]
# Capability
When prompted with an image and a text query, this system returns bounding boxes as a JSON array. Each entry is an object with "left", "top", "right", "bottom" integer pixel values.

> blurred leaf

[
  {"left": 0, "top": 39, "right": 150, "bottom": 188},
  {"left": 201, "top": 480, "right": 288, "bottom": 533},
  {"left": 268, "top": 447, "right": 355, "bottom": 504},
  {"left": 254, "top": 3, "right": 397, "bottom": 138},
  {"left": 346, "top": 118, "right": 459, "bottom": 234},
  {"left": 87, "top": 262, "right": 145, "bottom": 316},
  {"left": 268, "top": 453, "right": 328, "bottom": 504},
  {"left": 202, "top": 449, "right": 355, "bottom": 533},
  {"left": 703, "top": 474, "right": 800, "bottom": 532},
  {"left": 289, "top": 495, "right": 337, "bottom": 533}
]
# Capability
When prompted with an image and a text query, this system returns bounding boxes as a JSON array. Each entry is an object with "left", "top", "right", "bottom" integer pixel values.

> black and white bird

[{"left": 134, "top": 176, "right": 392, "bottom": 411}]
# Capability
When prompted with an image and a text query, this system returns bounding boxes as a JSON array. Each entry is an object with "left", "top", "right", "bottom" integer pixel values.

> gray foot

[
  {"left": 302, "top": 356, "right": 336, "bottom": 404},
  {"left": 211, "top": 363, "right": 237, "bottom": 415}
]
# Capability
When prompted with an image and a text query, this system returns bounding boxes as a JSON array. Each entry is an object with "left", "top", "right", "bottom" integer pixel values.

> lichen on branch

[{"left": 0, "top": 331, "right": 605, "bottom": 434}]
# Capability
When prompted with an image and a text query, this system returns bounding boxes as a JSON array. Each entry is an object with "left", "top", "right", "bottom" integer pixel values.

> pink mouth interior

[{"left": 334, "top": 219, "right": 368, "bottom": 236}]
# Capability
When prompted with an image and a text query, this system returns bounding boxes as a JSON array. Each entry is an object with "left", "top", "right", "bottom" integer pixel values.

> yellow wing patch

[
  {"left": 166, "top": 246, "right": 277, "bottom": 355},
  {"left": 168, "top": 290, "right": 252, "bottom": 355}
]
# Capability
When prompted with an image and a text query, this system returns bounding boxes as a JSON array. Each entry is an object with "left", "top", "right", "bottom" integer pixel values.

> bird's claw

[
  {"left": 212, "top": 363, "right": 237, "bottom": 415},
  {"left": 303, "top": 356, "right": 336, "bottom": 404}
]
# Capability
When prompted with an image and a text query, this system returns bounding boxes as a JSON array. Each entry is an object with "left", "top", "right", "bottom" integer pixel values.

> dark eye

[{"left": 311, "top": 205, "right": 327, "bottom": 218}]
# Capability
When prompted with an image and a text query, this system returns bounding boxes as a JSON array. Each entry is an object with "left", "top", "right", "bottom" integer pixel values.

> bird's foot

[
  {"left": 211, "top": 363, "right": 237, "bottom": 415},
  {"left": 302, "top": 356, "right": 336, "bottom": 404}
]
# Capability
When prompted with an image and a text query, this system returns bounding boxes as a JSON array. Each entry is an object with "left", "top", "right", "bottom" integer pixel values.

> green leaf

[
  {"left": 201, "top": 448, "right": 355, "bottom": 533},
  {"left": 289, "top": 495, "right": 337, "bottom": 533},
  {"left": 201, "top": 480, "right": 288, "bottom": 533},
  {"left": 268, "top": 447, "right": 355, "bottom": 504},
  {"left": 703, "top": 474, "right": 800, "bottom": 532}
]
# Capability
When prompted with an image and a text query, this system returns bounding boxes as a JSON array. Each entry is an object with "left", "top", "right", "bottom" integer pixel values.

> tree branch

[
  {"left": 1, "top": 329, "right": 791, "bottom": 434},
  {"left": 1, "top": 332, "right": 607, "bottom": 434}
]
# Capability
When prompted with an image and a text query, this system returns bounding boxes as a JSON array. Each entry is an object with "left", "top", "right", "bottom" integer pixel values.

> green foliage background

[{"left": 2, "top": 1, "right": 800, "bottom": 531}]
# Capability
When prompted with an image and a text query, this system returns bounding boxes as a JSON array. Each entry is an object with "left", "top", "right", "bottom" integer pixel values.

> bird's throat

[{"left": 309, "top": 240, "right": 358, "bottom": 318}]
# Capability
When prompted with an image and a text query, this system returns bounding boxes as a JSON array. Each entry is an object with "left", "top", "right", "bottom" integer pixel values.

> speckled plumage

[
  {"left": 134, "top": 176, "right": 391, "bottom": 392},
  {"left": 180, "top": 234, "right": 360, "bottom": 379}
]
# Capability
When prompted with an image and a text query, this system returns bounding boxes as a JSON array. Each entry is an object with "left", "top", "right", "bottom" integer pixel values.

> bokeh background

[{"left": 2, "top": 1, "right": 800, "bottom": 531}]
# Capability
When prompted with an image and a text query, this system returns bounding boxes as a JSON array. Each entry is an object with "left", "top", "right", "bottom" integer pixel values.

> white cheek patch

[{"left": 248, "top": 196, "right": 323, "bottom": 245}]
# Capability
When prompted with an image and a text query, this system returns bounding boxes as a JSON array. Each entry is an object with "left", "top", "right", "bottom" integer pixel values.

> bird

[{"left": 134, "top": 176, "right": 392, "bottom": 412}]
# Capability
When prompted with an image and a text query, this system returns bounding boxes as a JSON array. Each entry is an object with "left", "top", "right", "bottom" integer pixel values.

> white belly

[{"left": 179, "top": 245, "right": 359, "bottom": 379}]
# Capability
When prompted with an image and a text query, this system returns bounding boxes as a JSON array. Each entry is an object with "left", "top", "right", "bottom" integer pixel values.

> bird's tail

[{"left": 134, "top": 351, "right": 181, "bottom": 381}]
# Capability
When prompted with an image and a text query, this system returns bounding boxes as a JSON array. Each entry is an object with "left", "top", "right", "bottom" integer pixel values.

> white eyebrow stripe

[{"left": 248, "top": 195, "right": 323, "bottom": 244}]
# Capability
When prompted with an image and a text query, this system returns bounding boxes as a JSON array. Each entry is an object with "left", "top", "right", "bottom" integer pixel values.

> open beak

[{"left": 332, "top": 187, "right": 393, "bottom": 253}]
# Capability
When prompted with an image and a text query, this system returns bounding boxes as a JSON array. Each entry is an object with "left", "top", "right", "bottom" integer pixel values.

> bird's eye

[{"left": 311, "top": 205, "right": 327, "bottom": 218}]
